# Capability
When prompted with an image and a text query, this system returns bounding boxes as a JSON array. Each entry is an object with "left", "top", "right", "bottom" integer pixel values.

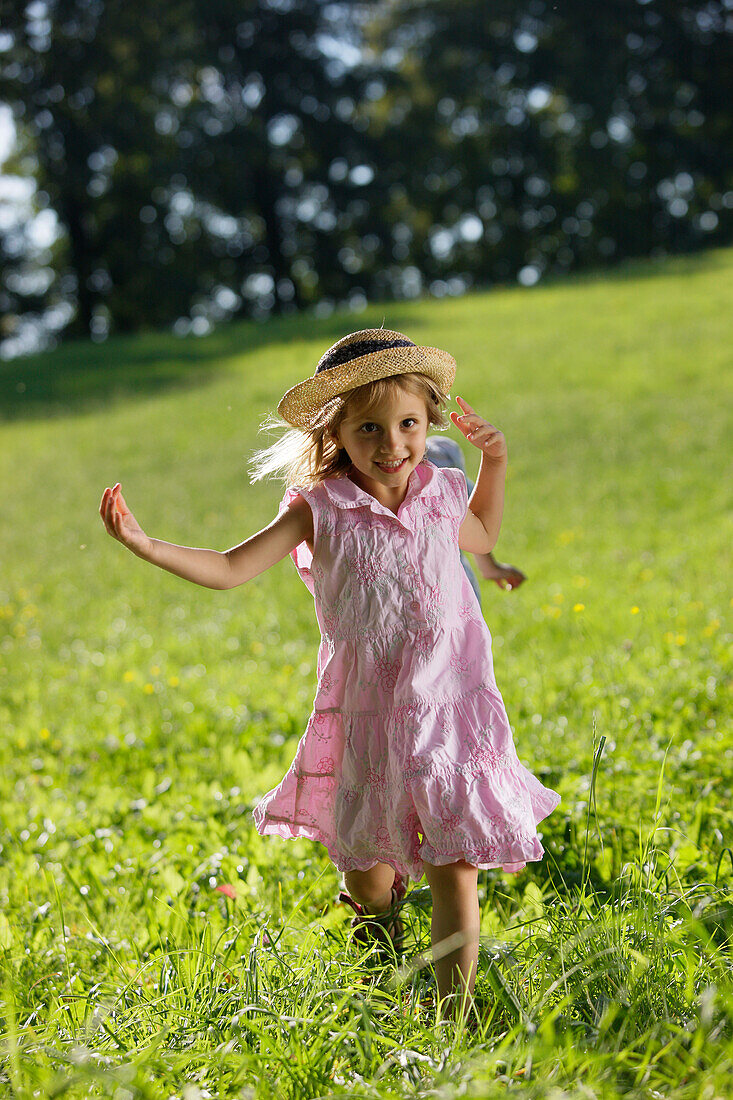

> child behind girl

[
  {"left": 425, "top": 435, "right": 527, "bottom": 603},
  {"left": 99, "top": 327, "right": 560, "bottom": 1025}
]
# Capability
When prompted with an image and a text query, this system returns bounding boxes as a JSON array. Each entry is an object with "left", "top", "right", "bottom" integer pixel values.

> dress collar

[{"left": 322, "top": 458, "right": 438, "bottom": 524}]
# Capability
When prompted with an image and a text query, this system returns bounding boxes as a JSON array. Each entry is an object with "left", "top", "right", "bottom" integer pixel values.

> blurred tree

[
  {"left": 0, "top": 120, "right": 62, "bottom": 353},
  {"left": 175, "top": 0, "right": 373, "bottom": 320},
  {"left": 0, "top": 0, "right": 373, "bottom": 343},
  {"left": 0, "top": 0, "right": 208, "bottom": 339},
  {"left": 365, "top": 0, "right": 733, "bottom": 289}
]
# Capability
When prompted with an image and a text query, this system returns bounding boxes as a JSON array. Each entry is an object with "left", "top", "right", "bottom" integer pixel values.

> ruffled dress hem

[{"left": 252, "top": 787, "right": 561, "bottom": 885}]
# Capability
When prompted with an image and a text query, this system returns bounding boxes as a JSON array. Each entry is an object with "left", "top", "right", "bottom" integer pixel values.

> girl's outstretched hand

[
  {"left": 99, "top": 483, "right": 150, "bottom": 556},
  {"left": 450, "top": 396, "right": 507, "bottom": 464}
]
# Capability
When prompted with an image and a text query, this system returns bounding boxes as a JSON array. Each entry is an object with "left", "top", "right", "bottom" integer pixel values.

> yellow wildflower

[{"left": 573, "top": 603, "right": 585, "bottom": 613}]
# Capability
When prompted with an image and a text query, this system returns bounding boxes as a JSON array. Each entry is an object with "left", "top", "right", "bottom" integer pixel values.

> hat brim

[{"left": 277, "top": 345, "right": 457, "bottom": 428}]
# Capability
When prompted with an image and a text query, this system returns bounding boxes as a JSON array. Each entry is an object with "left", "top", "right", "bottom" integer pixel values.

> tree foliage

[
  {"left": 0, "top": 0, "right": 730, "bottom": 354},
  {"left": 366, "top": 0, "right": 733, "bottom": 290}
]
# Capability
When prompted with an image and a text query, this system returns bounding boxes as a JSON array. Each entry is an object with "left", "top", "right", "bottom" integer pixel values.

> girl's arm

[
  {"left": 100, "top": 484, "right": 313, "bottom": 590},
  {"left": 449, "top": 396, "right": 508, "bottom": 554},
  {"left": 459, "top": 455, "right": 506, "bottom": 553},
  {"left": 224, "top": 496, "right": 313, "bottom": 587}
]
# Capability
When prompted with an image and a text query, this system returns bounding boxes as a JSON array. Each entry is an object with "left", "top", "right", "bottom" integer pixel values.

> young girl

[{"left": 99, "top": 327, "right": 561, "bottom": 1023}]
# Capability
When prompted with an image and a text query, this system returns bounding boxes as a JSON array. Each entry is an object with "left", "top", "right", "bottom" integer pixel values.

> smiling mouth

[{"left": 375, "top": 458, "right": 408, "bottom": 472}]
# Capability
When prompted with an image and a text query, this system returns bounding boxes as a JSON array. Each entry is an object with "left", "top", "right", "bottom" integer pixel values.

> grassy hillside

[{"left": 1, "top": 248, "right": 732, "bottom": 1096}]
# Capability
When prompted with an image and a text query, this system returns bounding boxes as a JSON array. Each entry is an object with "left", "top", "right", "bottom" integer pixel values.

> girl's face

[{"left": 333, "top": 386, "right": 430, "bottom": 503}]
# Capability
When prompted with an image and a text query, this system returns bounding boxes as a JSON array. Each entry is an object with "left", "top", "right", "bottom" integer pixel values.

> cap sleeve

[
  {"left": 278, "top": 485, "right": 320, "bottom": 595},
  {"left": 438, "top": 466, "right": 470, "bottom": 524}
]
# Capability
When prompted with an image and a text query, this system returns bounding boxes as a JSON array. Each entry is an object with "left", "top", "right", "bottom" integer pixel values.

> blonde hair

[{"left": 249, "top": 372, "right": 450, "bottom": 489}]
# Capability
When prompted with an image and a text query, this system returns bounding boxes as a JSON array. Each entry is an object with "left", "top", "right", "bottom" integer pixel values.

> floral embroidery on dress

[
  {"left": 421, "top": 581, "right": 446, "bottom": 627},
  {"left": 317, "top": 510, "right": 337, "bottom": 537},
  {"left": 463, "top": 839, "right": 503, "bottom": 864},
  {"left": 373, "top": 654, "right": 400, "bottom": 692},
  {"left": 450, "top": 653, "right": 471, "bottom": 675},
  {"left": 437, "top": 800, "right": 461, "bottom": 833},
  {"left": 366, "top": 767, "right": 388, "bottom": 791},
  {"left": 346, "top": 553, "right": 381, "bottom": 587},
  {"left": 402, "top": 753, "right": 438, "bottom": 792},
  {"left": 424, "top": 500, "right": 446, "bottom": 525},
  {"left": 322, "top": 613, "right": 339, "bottom": 636},
  {"left": 480, "top": 745, "right": 515, "bottom": 772},
  {"left": 310, "top": 712, "right": 333, "bottom": 742}
]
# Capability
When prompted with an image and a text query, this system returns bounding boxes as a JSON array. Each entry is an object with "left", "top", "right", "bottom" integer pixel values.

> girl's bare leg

[
  {"left": 423, "top": 859, "right": 480, "bottom": 1022},
  {"left": 343, "top": 862, "right": 397, "bottom": 914}
]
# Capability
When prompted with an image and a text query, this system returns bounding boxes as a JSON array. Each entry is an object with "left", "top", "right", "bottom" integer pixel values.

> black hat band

[{"left": 316, "top": 337, "right": 415, "bottom": 374}]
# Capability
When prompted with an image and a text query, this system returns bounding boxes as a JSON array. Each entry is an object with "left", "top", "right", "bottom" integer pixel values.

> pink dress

[{"left": 252, "top": 458, "right": 560, "bottom": 885}]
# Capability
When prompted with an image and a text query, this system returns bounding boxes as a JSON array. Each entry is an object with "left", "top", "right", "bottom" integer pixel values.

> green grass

[{"left": 1, "top": 247, "right": 732, "bottom": 1097}]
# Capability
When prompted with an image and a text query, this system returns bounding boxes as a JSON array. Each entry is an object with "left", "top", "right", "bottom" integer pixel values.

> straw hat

[{"left": 277, "top": 328, "right": 457, "bottom": 428}]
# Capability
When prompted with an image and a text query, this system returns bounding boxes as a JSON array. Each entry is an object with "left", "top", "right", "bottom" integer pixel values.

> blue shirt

[{"left": 425, "top": 436, "right": 481, "bottom": 606}]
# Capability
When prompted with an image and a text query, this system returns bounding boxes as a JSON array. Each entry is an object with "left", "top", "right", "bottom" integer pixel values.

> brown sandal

[{"left": 339, "top": 870, "right": 408, "bottom": 964}]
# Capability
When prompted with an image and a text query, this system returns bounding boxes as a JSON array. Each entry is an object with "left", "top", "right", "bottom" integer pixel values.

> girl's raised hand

[
  {"left": 450, "top": 396, "right": 507, "bottom": 463},
  {"left": 99, "top": 483, "right": 150, "bottom": 556}
]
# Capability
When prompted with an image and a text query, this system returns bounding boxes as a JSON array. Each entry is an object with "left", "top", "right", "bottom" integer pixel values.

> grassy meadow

[{"left": 1, "top": 247, "right": 732, "bottom": 1097}]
